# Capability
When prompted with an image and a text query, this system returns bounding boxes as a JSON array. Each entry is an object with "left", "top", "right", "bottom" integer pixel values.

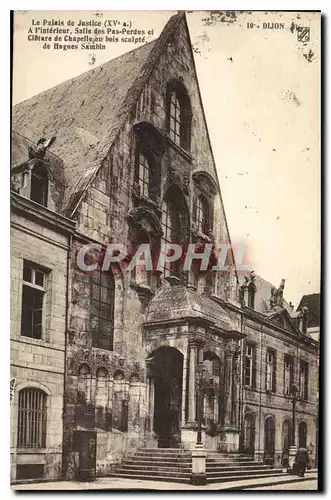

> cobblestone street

[{"left": 12, "top": 471, "right": 318, "bottom": 491}]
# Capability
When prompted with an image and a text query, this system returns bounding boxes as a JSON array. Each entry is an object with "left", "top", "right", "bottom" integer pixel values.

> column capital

[
  {"left": 225, "top": 339, "right": 240, "bottom": 357},
  {"left": 189, "top": 337, "right": 205, "bottom": 349}
]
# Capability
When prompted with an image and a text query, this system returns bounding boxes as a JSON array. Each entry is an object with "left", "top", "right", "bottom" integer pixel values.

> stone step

[
  {"left": 206, "top": 464, "right": 274, "bottom": 472},
  {"left": 131, "top": 453, "right": 191, "bottom": 460},
  {"left": 207, "top": 471, "right": 288, "bottom": 484},
  {"left": 207, "top": 468, "right": 284, "bottom": 478},
  {"left": 120, "top": 464, "right": 192, "bottom": 473},
  {"left": 124, "top": 458, "right": 192, "bottom": 466},
  {"left": 134, "top": 450, "right": 191, "bottom": 456},
  {"left": 108, "top": 472, "right": 191, "bottom": 484},
  {"left": 113, "top": 468, "right": 191, "bottom": 479}
]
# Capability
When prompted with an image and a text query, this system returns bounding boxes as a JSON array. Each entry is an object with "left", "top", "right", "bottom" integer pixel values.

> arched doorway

[
  {"left": 264, "top": 416, "right": 275, "bottom": 464},
  {"left": 244, "top": 413, "right": 256, "bottom": 456},
  {"left": 148, "top": 347, "right": 183, "bottom": 448},
  {"left": 298, "top": 421, "right": 307, "bottom": 448},
  {"left": 282, "top": 419, "right": 292, "bottom": 467}
]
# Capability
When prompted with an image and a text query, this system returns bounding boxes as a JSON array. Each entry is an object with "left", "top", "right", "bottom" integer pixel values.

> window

[
  {"left": 299, "top": 360, "right": 309, "bottom": 399},
  {"left": 169, "top": 92, "right": 181, "bottom": 145},
  {"left": 284, "top": 354, "right": 294, "bottom": 395},
  {"left": 17, "top": 388, "right": 47, "bottom": 448},
  {"left": 91, "top": 269, "right": 114, "bottom": 350},
  {"left": 244, "top": 344, "right": 256, "bottom": 388},
  {"left": 136, "top": 153, "right": 149, "bottom": 197},
  {"left": 161, "top": 199, "right": 180, "bottom": 278},
  {"left": 266, "top": 350, "right": 276, "bottom": 392},
  {"left": 196, "top": 195, "right": 209, "bottom": 234},
  {"left": 21, "top": 262, "right": 46, "bottom": 339},
  {"left": 166, "top": 81, "right": 192, "bottom": 151},
  {"left": 248, "top": 283, "right": 256, "bottom": 309},
  {"left": 30, "top": 164, "right": 48, "bottom": 206}
]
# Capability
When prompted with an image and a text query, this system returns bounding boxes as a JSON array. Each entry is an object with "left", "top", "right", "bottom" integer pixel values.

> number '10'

[{"left": 247, "top": 22, "right": 254, "bottom": 29}]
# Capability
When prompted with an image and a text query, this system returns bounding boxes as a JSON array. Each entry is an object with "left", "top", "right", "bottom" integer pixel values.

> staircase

[
  {"left": 109, "top": 448, "right": 192, "bottom": 484},
  {"left": 108, "top": 448, "right": 288, "bottom": 484}
]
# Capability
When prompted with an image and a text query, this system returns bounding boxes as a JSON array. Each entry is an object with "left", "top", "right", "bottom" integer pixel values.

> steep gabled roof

[
  {"left": 12, "top": 12, "right": 185, "bottom": 214},
  {"left": 12, "top": 40, "right": 156, "bottom": 212}
]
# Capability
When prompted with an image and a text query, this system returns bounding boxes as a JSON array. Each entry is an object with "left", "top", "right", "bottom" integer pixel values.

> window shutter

[{"left": 252, "top": 346, "right": 257, "bottom": 388}]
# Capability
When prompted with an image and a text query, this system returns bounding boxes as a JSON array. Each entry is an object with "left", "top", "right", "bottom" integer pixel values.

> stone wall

[{"left": 10, "top": 209, "right": 69, "bottom": 481}]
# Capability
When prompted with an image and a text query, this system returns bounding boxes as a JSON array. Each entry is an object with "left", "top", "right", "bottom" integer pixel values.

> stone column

[
  {"left": 181, "top": 350, "right": 188, "bottom": 425},
  {"left": 148, "top": 377, "right": 155, "bottom": 432},
  {"left": 187, "top": 342, "right": 198, "bottom": 424},
  {"left": 218, "top": 340, "right": 241, "bottom": 453}
]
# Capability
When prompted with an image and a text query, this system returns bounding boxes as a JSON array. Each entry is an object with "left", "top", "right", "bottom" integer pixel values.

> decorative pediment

[
  {"left": 192, "top": 171, "right": 218, "bottom": 196},
  {"left": 266, "top": 308, "right": 300, "bottom": 335}
]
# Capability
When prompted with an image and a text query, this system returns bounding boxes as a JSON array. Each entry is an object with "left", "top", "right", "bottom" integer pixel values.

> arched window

[
  {"left": 161, "top": 199, "right": 181, "bottom": 278},
  {"left": 90, "top": 269, "right": 115, "bottom": 350},
  {"left": 17, "top": 388, "right": 47, "bottom": 448},
  {"left": 166, "top": 80, "right": 192, "bottom": 151},
  {"left": 196, "top": 194, "right": 209, "bottom": 234},
  {"left": 30, "top": 164, "right": 48, "bottom": 207}
]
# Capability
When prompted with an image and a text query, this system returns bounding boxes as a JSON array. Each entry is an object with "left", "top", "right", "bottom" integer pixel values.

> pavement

[{"left": 12, "top": 471, "right": 318, "bottom": 491}]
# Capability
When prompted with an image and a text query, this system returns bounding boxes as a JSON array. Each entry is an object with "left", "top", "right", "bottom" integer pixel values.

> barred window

[
  {"left": 91, "top": 269, "right": 114, "bottom": 350},
  {"left": 21, "top": 262, "right": 46, "bottom": 339},
  {"left": 17, "top": 388, "right": 47, "bottom": 448}
]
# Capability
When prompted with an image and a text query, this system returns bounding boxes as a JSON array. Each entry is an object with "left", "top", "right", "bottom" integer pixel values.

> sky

[{"left": 12, "top": 10, "right": 321, "bottom": 307}]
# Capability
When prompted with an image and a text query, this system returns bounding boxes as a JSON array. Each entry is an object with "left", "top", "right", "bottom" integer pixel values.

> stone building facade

[
  {"left": 10, "top": 136, "right": 76, "bottom": 481},
  {"left": 11, "top": 12, "right": 319, "bottom": 482}
]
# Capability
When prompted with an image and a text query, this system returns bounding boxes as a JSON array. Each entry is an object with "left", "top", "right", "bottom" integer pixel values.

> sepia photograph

[{"left": 10, "top": 9, "right": 320, "bottom": 491}]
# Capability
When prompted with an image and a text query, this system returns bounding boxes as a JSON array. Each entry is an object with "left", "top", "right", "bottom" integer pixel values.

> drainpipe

[
  {"left": 62, "top": 233, "right": 72, "bottom": 479},
  {"left": 258, "top": 324, "right": 263, "bottom": 461},
  {"left": 239, "top": 311, "right": 245, "bottom": 439}
]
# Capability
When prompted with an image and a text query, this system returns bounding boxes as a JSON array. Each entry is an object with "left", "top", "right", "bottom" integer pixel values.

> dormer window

[
  {"left": 30, "top": 164, "right": 48, "bottom": 207},
  {"left": 166, "top": 80, "right": 192, "bottom": 151}
]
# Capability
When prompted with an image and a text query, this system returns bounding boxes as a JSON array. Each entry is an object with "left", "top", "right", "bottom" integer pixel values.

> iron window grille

[{"left": 17, "top": 388, "right": 47, "bottom": 448}]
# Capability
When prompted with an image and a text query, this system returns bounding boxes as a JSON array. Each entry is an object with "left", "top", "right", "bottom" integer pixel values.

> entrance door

[
  {"left": 282, "top": 419, "right": 292, "bottom": 467},
  {"left": 264, "top": 416, "right": 275, "bottom": 464},
  {"left": 244, "top": 413, "right": 255, "bottom": 456},
  {"left": 298, "top": 421, "right": 307, "bottom": 448},
  {"left": 73, "top": 430, "right": 97, "bottom": 481},
  {"left": 150, "top": 347, "right": 183, "bottom": 448}
]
